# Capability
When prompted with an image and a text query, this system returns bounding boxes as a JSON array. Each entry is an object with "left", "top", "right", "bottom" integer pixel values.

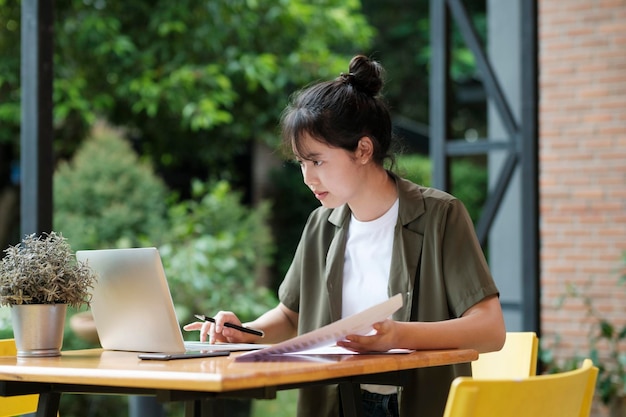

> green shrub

[
  {"left": 396, "top": 153, "right": 487, "bottom": 223},
  {"left": 160, "top": 179, "right": 277, "bottom": 326},
  {"left": 396, "top": 153, "right": 432, "bottom": 187},
  {"left": 54, "top": 126, "right": 169, "bottom": 250},
  {"left": 449, "top": 157, "right": 488, "bottom": 224},
  {"left": 47, "top": 127, "right": 172, "bottom": 417}
]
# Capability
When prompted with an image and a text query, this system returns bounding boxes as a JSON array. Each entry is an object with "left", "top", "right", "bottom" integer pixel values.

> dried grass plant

[{"left": 0, "top": 232, "right": 97, "bottom": 307}]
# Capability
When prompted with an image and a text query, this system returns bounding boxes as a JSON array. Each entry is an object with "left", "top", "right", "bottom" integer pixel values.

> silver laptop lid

[{"left": 76, "top": 247, "right": 186, "bottom": 353}]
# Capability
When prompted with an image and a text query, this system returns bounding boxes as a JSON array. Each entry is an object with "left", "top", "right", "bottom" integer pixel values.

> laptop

[{"left": 76, "top": 247, "right": 266, "bottom": 355}]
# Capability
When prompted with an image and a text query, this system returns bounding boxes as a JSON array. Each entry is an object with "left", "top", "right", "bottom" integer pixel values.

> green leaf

[{"left": 600, "top": 320, "right": 615, "bottom": 339}]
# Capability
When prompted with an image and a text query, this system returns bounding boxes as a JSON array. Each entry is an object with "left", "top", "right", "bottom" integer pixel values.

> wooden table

[{"left": 0, "top": 348, "right": 477, "bottom": 417}]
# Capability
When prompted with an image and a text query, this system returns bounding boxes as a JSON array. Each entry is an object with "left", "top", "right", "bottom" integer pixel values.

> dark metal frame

[
  {"left": 21, "top": 0, "right": 54, "bottom": 236},
  {"left": 429, "top": 0, "right": 539, "bottom": 333}
]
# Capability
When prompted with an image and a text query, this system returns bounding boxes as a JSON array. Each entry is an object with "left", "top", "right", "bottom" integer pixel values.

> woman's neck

[{"left": 349, "top": 168, "right": 398, "bottom": 222}]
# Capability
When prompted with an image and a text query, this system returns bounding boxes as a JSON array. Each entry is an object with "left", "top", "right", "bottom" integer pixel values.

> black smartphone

[{"left": 138, "top": 350, "right": 231, "bottom": 361}]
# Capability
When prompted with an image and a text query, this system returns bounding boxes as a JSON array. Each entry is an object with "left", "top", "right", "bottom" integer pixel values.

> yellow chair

[
  {"left": 471, "top": 331, "right": 539, "bottom": 378},
  {"left": 0, "top": 339, "right": 39, "bottom": 417},
  {"left": 443, "top": 358, "right": 598, "bottom": 417}
]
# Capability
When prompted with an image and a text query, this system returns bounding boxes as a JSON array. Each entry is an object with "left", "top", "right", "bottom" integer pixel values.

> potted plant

[
  {"left": 0, "top": 231, "right": 97, "bottom": 357},
  {"left": 546, "top": 253, "right": 626, "bottom": 417},
  {"left": 589, "top": 253, "right": 626, "bottom": 417},
  {"left": 591, "top": 312, "right": 626, "bottom": 417}
]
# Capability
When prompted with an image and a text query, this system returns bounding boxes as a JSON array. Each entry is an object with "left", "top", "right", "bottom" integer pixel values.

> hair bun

[{"left": 345, "top": 55, "right": 384, "bottom": 97}]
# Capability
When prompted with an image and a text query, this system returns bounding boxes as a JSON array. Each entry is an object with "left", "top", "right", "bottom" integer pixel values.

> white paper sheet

[
  {"left": 184, "top": 341, "right": 271, "bottom": 352},
  {"left": 286, "top": 345, "right": 413, "bottom": 355},
  {"left": 235, "top": 293, "right": 403, "bottom": 361}
]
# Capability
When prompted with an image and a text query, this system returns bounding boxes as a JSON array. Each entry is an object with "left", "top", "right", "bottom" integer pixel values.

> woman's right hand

[
  {"left": 183, "top": 303, "right": 298, "bottom": 345},
  {"left": 183, "top": 311, "right": 253, "bottom": 344}
]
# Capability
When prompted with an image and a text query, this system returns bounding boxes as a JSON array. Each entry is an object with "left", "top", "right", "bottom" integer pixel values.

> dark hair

[{"left": 280, "top": 55, "right": 394, "bottom": 166}]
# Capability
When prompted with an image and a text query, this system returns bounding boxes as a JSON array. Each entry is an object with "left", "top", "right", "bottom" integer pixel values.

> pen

[{"left": 194, "top": 314, "right": 265, "bottom": 338}]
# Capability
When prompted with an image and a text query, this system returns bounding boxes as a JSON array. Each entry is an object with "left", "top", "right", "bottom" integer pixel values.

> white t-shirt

[
  {"left": 342, "top": 198, "right": 399, "bottom": 319},
  {"left": 342, "top": 198, "right": 399, "bottom": 395}
]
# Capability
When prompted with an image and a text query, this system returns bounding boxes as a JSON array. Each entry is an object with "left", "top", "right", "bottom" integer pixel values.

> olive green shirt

[{"left": 278, "top": 173, "right": 499, "bottom": 417}]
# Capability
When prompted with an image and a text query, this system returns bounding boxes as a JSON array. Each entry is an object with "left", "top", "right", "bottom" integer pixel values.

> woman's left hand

[{"left": 336, "top": 319, "right": 397, "bottom": 353}]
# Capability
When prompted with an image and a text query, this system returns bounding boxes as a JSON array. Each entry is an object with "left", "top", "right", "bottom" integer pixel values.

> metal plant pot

[{"left": 11, "top": 304, "right": 67, "bottom": 357}]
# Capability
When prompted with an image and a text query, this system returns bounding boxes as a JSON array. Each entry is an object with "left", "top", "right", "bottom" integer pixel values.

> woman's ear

[{"left": 357, "top": 136, "right": 374, "bottom": 163}]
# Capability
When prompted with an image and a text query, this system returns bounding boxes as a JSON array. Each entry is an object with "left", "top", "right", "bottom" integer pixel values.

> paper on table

[
  {"left": 235, "top": 293, "right": 403, "bottom": 362},
  {"left": 285, "top": 345, "right": 413, "bottom": 355},
  {"left": 183, "top": 341, "right": 271, "bottom": 352}
]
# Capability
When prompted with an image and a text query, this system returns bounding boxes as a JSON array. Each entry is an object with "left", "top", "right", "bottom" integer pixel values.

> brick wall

[{"left": 539, "top": 0, "right": 626, "bottom": 415}]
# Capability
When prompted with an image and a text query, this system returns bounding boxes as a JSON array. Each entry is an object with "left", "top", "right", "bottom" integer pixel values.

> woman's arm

[
  {"left": 337, "top": 295, "right": 505, "bottom": 353},
  {"left": 242, "top": 303, "right": 299, "bottom": 344},
  {"left": 183, "top": 302, "right": 298, "bottom": 344}
]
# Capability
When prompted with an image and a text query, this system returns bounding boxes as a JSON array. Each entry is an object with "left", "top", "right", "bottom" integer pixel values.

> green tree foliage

[
  {"left": 1, "top": 0, "right": 374, "bottom": 187},
  {"left": 361, "top": 0, "right": 487, "bottom": 136},
  {"left": 53, "top": 126, "right": 169, "bottom": 250},
  {"left": 0, "top": 0, "right": 20, "bottom": 145},
  {"left": 160, "top": 179, "right": 277, "bottom": 324},
  {"left": 51, "top": 124, "right": 277, "bottom": 335},
  {"left": 360, "top": 0, "right": 431, "bottom": 124}
]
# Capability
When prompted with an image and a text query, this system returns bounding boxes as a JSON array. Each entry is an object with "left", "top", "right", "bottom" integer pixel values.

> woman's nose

[{"left": 301, "top": 164, "right": 318, "bottom": 186}]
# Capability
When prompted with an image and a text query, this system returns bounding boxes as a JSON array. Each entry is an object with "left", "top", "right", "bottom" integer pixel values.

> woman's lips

[{"left": 313, "top": 191, "right": 328, "bottom": 200}]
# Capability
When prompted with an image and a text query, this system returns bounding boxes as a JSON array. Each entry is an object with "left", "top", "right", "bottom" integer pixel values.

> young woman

[{"left": 184, "top": 55, "right": 505, "bottom": 417}]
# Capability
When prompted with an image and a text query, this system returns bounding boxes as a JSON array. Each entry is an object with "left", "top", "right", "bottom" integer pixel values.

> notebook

[{"left": 76, "top": 247, "right": 267, "bottom": 354}]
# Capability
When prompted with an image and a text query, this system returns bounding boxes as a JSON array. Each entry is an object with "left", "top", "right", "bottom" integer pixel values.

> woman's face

[{"left": 295, "top": 133, "right": 365, "bottom": 209}]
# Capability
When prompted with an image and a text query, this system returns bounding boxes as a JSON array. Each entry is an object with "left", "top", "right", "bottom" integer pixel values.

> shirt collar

[{"left": 327, "top": 171, "right": 426, "bottom": 228}]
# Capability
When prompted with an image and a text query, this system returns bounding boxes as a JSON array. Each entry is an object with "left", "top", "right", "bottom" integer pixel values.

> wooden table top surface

[{"left": 0, "top": 348, "right": 477, "bottom": 393}]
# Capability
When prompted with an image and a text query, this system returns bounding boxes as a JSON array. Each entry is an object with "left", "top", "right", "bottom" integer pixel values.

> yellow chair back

[
  {"left": 471, "top": 331, "right": 538, "bottom": 378},
  {"left": 0, "top": 339, "right": 39, "bottom": 417},
  {"left": 443, "top": 358, "right": 598, "bottom": 417}
]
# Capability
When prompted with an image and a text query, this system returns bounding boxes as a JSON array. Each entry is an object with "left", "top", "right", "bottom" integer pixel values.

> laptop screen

[{"left": 76, "top": 247, "right": 187, "bottom": 353}]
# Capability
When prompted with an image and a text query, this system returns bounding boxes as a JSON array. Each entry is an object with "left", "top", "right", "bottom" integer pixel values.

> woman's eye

[{"left": 313, "top": 160, "right": 322, "bottom": 167}]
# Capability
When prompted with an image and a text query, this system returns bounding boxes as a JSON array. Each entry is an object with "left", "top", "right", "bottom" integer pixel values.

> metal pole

[
  {"left": 520, "top": 0, "right": 540, "bottom": 335},
  {"left": 21, "top": 0, "right": 54, "bottom": 236},
  {"left": 430, "top": 0, "right": 450, "bottom": 190}
]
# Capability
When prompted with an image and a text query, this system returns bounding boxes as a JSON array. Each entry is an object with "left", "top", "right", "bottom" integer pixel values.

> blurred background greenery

[{"left": 0, "top": 0, "right": 488, "bottom": 416}]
